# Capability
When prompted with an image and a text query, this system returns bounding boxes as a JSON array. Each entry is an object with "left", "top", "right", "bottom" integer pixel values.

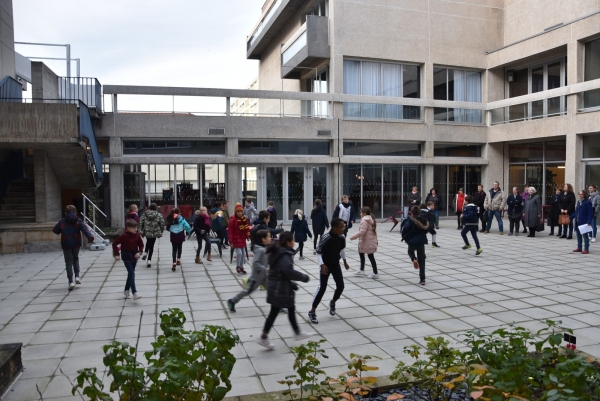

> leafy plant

[
  {"left": 71, "top": 308, "right": 240, "bottom": 401},
  {"left": 279, "top": 339, "right": 329, "bottom": 401}
]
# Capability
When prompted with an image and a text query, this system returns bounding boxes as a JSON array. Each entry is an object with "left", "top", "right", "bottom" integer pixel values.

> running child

[
  {"left": 401, "top": 206, "right": 430, "bottom": 285},
  {"left": 460, "top": 195, "right": 483, "bottom": 255},
  {"left": 166, "top": 208, "right": 191, "bottom": 271},
  {"left": 112, "top": 219, "right": 144, "bottom": 299},
  {"left": 139, "top": 203, "right": 165, "bottom": 268},
  {"left": 310, "top": 199, "right": 329, "bottom": 254},
  {"left": 290, "top": 209, "right": 312, "bottom": 260},
  {"left": 421, "top": 201, "right": 440, "bottom": 248}
]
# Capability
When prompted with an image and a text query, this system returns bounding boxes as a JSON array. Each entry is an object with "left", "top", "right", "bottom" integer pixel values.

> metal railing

[
  {"left": 490, "top": 96, "right": 567, "bottom": 125},
  {"left": 59, "top": 77, "right": 102, "bottom": 112},
  {"left": 81, "top": 193, "right": 109, "bottom": 247},
  {"left": 79, "top": 101, "right": 104, "bottom": 186},
  {"left": 0, "top": 76, "right": 22, "bottom": 102},
  {"left": 248, "top": 0, "right": 283, "bottom": 49}
]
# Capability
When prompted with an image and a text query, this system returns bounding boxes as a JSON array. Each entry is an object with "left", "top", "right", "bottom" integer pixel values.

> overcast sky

[{"left": 13, "top": 0, "right": 264, "bottom": 110}]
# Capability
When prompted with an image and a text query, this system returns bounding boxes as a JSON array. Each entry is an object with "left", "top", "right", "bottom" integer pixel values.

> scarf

[{"left": 237, "top": 215, "right": 249, "bottom": 232}]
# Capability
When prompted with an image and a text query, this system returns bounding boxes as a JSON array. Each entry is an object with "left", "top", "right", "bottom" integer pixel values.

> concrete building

[
  {"left": 2, "top": 0, "right": 600, "bottom": 238},
  {"left": 231, "top": 77, "right": 260, "bottom": 116}
]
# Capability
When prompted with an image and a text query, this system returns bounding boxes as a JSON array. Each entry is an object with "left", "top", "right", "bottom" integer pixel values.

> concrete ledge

[
  {"left": 0, "top": 343, "right": 23, "bottom": 397},
  {"left": 0, "top": 223, "right": 58, "bottom": 254}
]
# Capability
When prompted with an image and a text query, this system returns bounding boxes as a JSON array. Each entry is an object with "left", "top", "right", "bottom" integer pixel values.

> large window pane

[
  {"left": 239, "top": 141, "right": 330, "bottom": 155},
  {"left": 343, "top": 164, "right": 362, "bottom": 208},
  {"left": 434, "top": 144, "right": 482, "bottom": 157},
  {"left": 361, "top": 62, "right": 382, "bottom": 118},
  {"left": 545, "top": 140, "right": 566, "bottom": 161},
  {"left": 509, "top": 68, "right": 528, "bottom": 98},
  {"left": 583, "top": 135, "right": 600, "bottom": 158},
  {"left": 509, "top": 143, "right": 543, "bottom": 163},
  {"left": 363, "top": 165, "right": 382, "bottom": 214},
  {"left": 433, "top": 165, "right": 448, "bottom": 216},
  {"left": 509, "top": 165, "right": 526, "bottom": 190},
  {"left": 383, "top": 165, "right": 402, "bottom": 218},
  {"left": 545, "top": 164, "right": 565, "bottom": 205},
  {"left": 344, "top": 142, "right": 421, "bottom": 156},
  {"left": 123, "top": 140, "right": 225, "bottom": 155},
  {"left": 266, "top": 167, "right": 283, "bottom": 223},
  {"left": 402, "top": 166, "right": 421, "bottom": 213},
  {"left": 433, "top": 68, "right": 447, "bottom": 100},
  {"left": 382, "top": 63, "right": 401, "bottom": 119},
  {"left": 465, "top": 165, "right": 482, "bottom": 196},
  {"left": 585, "top": 38, "right": 600, "bottom": 81}
]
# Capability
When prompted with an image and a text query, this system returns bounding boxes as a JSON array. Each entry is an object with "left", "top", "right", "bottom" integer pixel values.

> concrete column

[
  {"left": 483, "top": 142, "right": 505, "bottom": 189},
  {"left": 226, "top": 163, "right": 240, "bottom": 210},
  {"left": 331, "top": 163, "right": 340, "bottom": 217},
  {"left": 31, "top": 62, "right": 59, "bottom": 102},
  {"left": 110, "top": 164, "right": 124, "bottom": 227},
  {"left": 422, "top": 141, "right": 434, "bottom": 193},
  {"left": 565, "top": 133, "right": 583, "bottom": 189},
  {"left": 34, "top": 151, "right": 62, "bottom": 223},
  {"left": 109, "top": 137, "right": 122, "bottom": 158},
  {"left": 227, "top": 138, "right": 238, "bottom": 157}
]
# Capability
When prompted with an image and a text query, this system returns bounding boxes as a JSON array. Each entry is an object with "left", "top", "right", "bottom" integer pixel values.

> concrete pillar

[
  {"left": 226, "top": 164, "right": 240, "bottom": 212},
  {"left": 483, "top": 142, "right": 505, "bottom": 190},
  {"left": 565, "top": 133, "right": 583, "bottom": 189},
  {"left": 110, "top": 164, "right": 124, "bottom": 227},
  {"left": 227, "top": 137, "right": 238, "bottom": 157},
  {"left": 109, "top": 137, "right": 122, "bottom": 158},
  {"left": 422, "top": 141, "right": 434, "bottom": 193},
  {"left": 34, "top": 151, "right": 62, "bottom": 223},
  {"left": 31, "top": 62, "right": 59, "bottom": 102},
  {"left": 331, "top": 163, "right": 341, "bottom": 217}
]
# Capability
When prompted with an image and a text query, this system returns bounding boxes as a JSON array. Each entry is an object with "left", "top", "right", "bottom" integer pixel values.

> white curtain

[
  {"left": 453, "top": 70, "right": 481, "bottom": 123},
  {"left": 453, "top": 70, "right": 466, "bottom": 122},
  {"left": 343, "top": 60, "right": 361, "bottom": 117},
  {"left": 382, "top": 63, "right": 401, "bottom": 119},
  {"left": 361, "top": 61, "right": 381, "bottom": 118}
]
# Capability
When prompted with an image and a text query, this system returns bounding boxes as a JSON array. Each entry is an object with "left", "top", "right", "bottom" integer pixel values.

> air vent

[
  {"left": 208, "top": 128, "right": 225, "bottom": 135},
  {"left": 317, "top": 130, "right": 331, "bottom": 136}
]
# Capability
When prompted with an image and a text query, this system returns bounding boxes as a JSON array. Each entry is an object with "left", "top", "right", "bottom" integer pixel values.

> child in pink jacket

[{"left": 350, "top": 206, "right": 379, "bottom": 279}]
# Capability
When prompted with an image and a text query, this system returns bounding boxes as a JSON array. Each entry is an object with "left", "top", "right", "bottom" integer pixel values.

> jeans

[
  {"left": 561, "top": 221, "right": 573, "bottom": 237},
  {"left": 196, "top": 233, "right": 211, "bottom": 257},
  {"left": 263, "top": 305, "right": 299, "bottom": 335},
  {"left": 486, "top": 210, "right": 504, "bottom": 232},
  {"left": 359, "top": 253, "right": 377, "bottom": 274},
  {"left": 433, "top": 210, "right": 440, "bottom": 226},
  {"left": 144, "top": 237, "right": 157, "bottom": 261},
  {"left": 223, "top": 229, "right": 230, "bottom": 245},
  {"left": 592, "top": 216, "right": 598, "bottom": 238},
  {"left": 235, "top": 247, "right": 245, "bottom": 267},
  {"left": 461, "top": 226, "right": 480, "bottom": 249},
  {"left": 508, "top": 217, "right": 521, "bottom": 234},
  {"left": 172, "top": 242, "right": 182, "bottom": 263},
  {"left": 122, "top": 251, "right": 137, "bottom": 293},
  {"left": 231, "top": 279, "right": 260, "bottom": 304},
  {"left": 408, "top": 244, "right": 426, "bottom": 281},
  {"left": 478, "top": 211, "right": 486, "bottom": 230},
  {"left": 63, "top": 247, "right": 80, "bottom": 283},
  {"left": 576, "top": 225, "right": 590, "bottom": 251},
  {"left": 311, "top": 265, "right": 345, "bottom": 309}
]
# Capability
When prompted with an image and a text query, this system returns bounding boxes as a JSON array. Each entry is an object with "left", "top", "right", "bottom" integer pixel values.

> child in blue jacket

[
  {"left": 460, "top": 196, "right": 483, "bottom": 256},
  {"left": 166, "top": 208, "right": 191, "bottom": 271}
]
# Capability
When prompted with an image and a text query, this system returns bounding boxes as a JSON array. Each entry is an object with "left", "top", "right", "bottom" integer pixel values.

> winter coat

[
  {"left": 401, "top": 215, "right": 429, "bottom": 247},
  {"left": 350, "top": 215, "right": 378, "bottom": 254},
  {"left": 167, "top": 216, "right": 191, "bottom": 235},
  {"left": 126, "top": 211, "right": 139, "bottom": 224},
  {"left": 407, "top": 191, "right": 421, "bottom": 207},
  {"left": 210, "top": 207, "right": 225, "bottom": 233},
  {"left": 267, "top": 207, "right": 278, "bottom": 229},
  {"left": 570, "top": 198, "right": 594, "bottom": 226},
  {"left": 227, "top": 215, "right": 250, "bottom": 248},
  {"left": 461, "top": 204, "right": 479, "bottom": 225},
  {"left": 425, "top": 192, "right": 443, "bottom": 211},
  {"left": 222, "top": 208, "right": 230, "bottom": 228},
  {"left": 266, "top": 246, "right": 309, "bottom": 308},
  {"left": 311, "top": 204, "right": 329, "bottom": 235},
  {"left": 244, "top": 202, "right": 258, "bottom": 222},
  {"left": 193, "top": 213, "right": 211, "bottom": 236},
  {"left": 484, "top": 188, "right": 506, "bottom": 211},
  {"left": 53, "top": 213, "right": 94, "bottom": 249},
  {"left": 559, "top": 191, "right": 576, "bottom": 215},
  {"left": 452, "top": 193, "right": 466, "bottom": 214},
  {"left": 333, "top": 202, "right": 356, "bottom": 228},
  {"left": 549, "top": 194, "right": 561, "bottom": 224},
  {"left": 250, "top": 244, "right": 269, "bottom": 285},
  {"left": 589, "top": 191, "right": 600, "bottom": 217},
  {"left": 523, "top": 194, "right": 542, "bottom": 228},
  {"left": 506, "top": 194, "right": 523, "bottom": 217},
  {"left": 112, "top": 230, "right": 144, "bottom": 256},
  {"left": 139, "top": 210, "right": 165, "bottom": 238},
  {"left": 473, "top": 191, "right": 487, "bottom": 212},
  {"left": 290, "top": 214, "right": 312, "bottom": 243}
]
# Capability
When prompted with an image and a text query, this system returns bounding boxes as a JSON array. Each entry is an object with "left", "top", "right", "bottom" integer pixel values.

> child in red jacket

[
  {"left": 227, "top": 203, "right": 250, "bottom": 275},
  {"left": 112, "top": 219, "right": 144, "bottom": 300}
]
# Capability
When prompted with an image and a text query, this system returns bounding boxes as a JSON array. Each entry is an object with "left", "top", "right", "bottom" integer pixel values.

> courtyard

[{"left": 0, "top": 219, "right": 599, "bottom": 400}]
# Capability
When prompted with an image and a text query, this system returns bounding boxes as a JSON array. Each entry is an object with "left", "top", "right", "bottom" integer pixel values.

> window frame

[{"left": 433, "top": 66, "right": 484, "bottom": 125}]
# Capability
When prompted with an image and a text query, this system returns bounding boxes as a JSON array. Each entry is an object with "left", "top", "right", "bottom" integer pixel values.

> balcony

[
  {"left": 58, "top": 77, "right": 103, "bottom": 115},
  {"left": 281, "top": 15, "right": 330, "bottom": 79},
  {"left": 247, "top": 0, "right": 309, "bottom": 60}
]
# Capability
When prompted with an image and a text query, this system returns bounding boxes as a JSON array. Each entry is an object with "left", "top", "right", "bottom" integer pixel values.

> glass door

[
  {"left": 311, "top": 166, "right": 328, "bottom": 213},
  {"left": 265, "top": 167, "right": 283, "bottom": 224},
  {"left": 287, "top": 167, "right": 305, "bottom": 221},
  {"left": 585, "top": 162, "right": 600, "bottom": 189}
]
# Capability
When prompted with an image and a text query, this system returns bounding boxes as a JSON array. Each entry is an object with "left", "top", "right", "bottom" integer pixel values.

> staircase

[{"left": 0, "top": 179, "right": 36, "bottom": 224}]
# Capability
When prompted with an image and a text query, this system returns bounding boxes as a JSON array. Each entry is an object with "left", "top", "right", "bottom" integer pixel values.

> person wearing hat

[
  {"left": 452, "top": 188, "right": 466, "bottom": 229},
  {"left": 227, "top": 203, "right": 251, "bottom": 274}
]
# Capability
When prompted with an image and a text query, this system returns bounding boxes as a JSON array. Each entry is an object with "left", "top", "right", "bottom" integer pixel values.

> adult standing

[
  {"left": 350, "top": 207, "right": 379, "bottom": 279},
  {"left": 332, "top": 195, "right": 356, "bottom": 237},
  {"left": 548, "top": 189, "right": 562, "bottom": 236},
  {"left": 425, "top": 189, "right": 443, "bottom": 229},
  {"left": 473, "top": 185, "right": 487, "bottom": 232},
  {"left": 401, "top": 206, "right": 430, "bottom": 285},
  {"left": 588, "top": 185, "right": 599, "bottom": 243},
  {"left": 506, "top": 187, "right": 523, "bottom": 236},
  {"left": 452, "top": 188, "right": 466, "bottom": 229},
  {"left": 484, "top": 181, "right": 507, "bottom": 235},
  {"left": 520, "top": 185, "right": 530, "bottom": 234},
  {"left": 310, "top": 199, "right": 329, "bottom": 254},
  {"left": 407, "top": 186, "right": 421, "bottom": 208},
  {"left": 559, "top": 184, "right": 576, "bottom": 239},
  {"left": 571, "top": 190, "right": 594, "bottom": 254},
  {"left": 523, "top": 187, "right": 542, "bottom": 237}
]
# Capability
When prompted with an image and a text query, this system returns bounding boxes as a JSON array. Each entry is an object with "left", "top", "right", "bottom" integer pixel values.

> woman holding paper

[{"left": 570, "top": 190, "right": 594, "bottom": 254}]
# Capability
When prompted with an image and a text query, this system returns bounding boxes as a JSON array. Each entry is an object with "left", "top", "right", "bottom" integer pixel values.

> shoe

[
  {"left": 484, "top": 230, "right": 489, "bottom": 234},
  {"left": 241, "top": 268, "right": 248, "bottom": 275},
  {"left": 368, "top": 273, "right": 379, "bottom": 279},
  {"left": 227, "top": 299, "right": 236, "bottom": 312},
  {"left": 257, "top": 337, "right": 274, "bottom": 350},
  {"left": 354, "top": 270, "right": 365, "bottom": 275},
  {"left": 329, "top": 301, "right": 336, "bottom": 316},
  {"left": 412, "top": 259, "right": 419, "bottom": 269},
  {"left": 567, "top": 236, "right": 573, "bottom": 240},
  {"left": 582, "top": 250, "right": 589, "bottom": 254},
  {"left": 432, "top": 243, "right": 440, "bottom": 248},
  {"left": 499, "top": 232, "right": 504, "bottom": 235},
  {"left": 549, "top": 233, "right": 554, "bottom": 236},
  {"left": 462, "top": 245, "right": 472, "bottom": 250},
  {"left": 68, "top": 282, "right": 75, "bottom": 291},
  {"left": 236, "top": 267, "right": 242, "bottom": 275},
  {"left": 307, "top": 311, "right": 318, "bottom": 324},
  {"left": 435, "top": 226, "right": 439, "bottom": 229},
  {"left": 419, "top": 280, "right": 426, "bottom": 285},
  {"left": 508, "top": 232, "right": 513, "bottom": 236},
  {"left": 573, "top": 248, "right": 582, "bottom": 252},
  {"left": 176, "top": 259, "right": 181, "bottom": 265},
  {"left": 526, "top": 234, "right": 533, "bottom": 238},
  {"left": 456, "top": 227, "right": 461, "bottom": 230},
  {"left": 295, "top": 331, "right": 314, "bottom": 340},
  {"left": 299, "top": 256, "right": 305, "bottom": 260},
  {"left": 476, "top": 248, "right": 483, "bottom": 255},
  {"left": 207, "top": 254, "right": 212, "bottom": 261},
  {"left": 559, "top": 235, "right": 567, "bottom": 239},
  {"left": 172, "top": 263, "right": 177, "bottom": 271},
  {"left": 124, "top": 290, "right": 130, "bottom": 299},
  {"left": 523, "top": 229, "right": 528, "bottom": 233},
  {"left": 313, "top": 250, "right": 316, "bottom": 255},
  {"left": 141, "top": 252, "right": 147, "bottom": 260},
  {"left": 147, "top": 262, "right": 151, "bottom": 268},
  {"left": 75, "top": 277, "right": 81, "bottom": 284},
  {"left": 222, "top": 244, "right": 229, "bottom": 250},
  {"left": 515, "top": 231, "right": 520, "bottom": 236},
  {"left": 133, "top": 292, "right": 142, "bottom": 300},
  {"left": 195, "top": 257, "right": 202, "bottom": 264},
  {"left": 591, "top": 237, "right": 596, "bottom": 243}
]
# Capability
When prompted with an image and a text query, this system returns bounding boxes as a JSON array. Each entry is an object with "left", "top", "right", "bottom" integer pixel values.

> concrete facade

[
  {"left": 33, "top": 151, "right": 62, "bottom": 224},
  {"left": 0, "top": 0, "right": 15, "bottom": 80}
]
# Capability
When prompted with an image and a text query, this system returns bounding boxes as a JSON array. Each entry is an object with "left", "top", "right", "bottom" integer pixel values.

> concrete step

[
  {"left": 0, "top": 343, "right": 23, "bottom": 395},
  {"left": 0, "top": 216, "right": 36, "bottom": 223},
  {"left": 0, "top": 204, "right": 35, "bottom": 211},
  {"left": 1, "top": 198, "right": 35, "bottom": 205},
  {"left": 9, "top": 181, "right": 34, "bottom": 188},
  {"left": 0, "top": 210, "right": 35, "bottom": 217}
]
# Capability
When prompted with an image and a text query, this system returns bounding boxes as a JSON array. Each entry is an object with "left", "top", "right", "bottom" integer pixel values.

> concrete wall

[
  {"left": 0, "top": 224, "right": 60, "bottom": 254},
  {"left": 34, "top": 150, "right": 62, "bottom": 223},
  {"left": 0, "top": 103, "right": 79, "bottom": 143},
  {"left": 0, "top": 0, "right": 15, "bottom": 79},
  {"left": 32, "top": 62, "right": 59, "bottom": 101}
]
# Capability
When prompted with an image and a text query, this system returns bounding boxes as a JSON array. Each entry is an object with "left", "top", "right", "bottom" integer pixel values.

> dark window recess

[
  {"left": 583, "top": 135, "right": 600, "bottom": 159},
  {"left": 509, "top": 143, "right": 544, "bottom": 163},
  {"left": 238, "top": 141, "right": 330, "bottom": 155},
  {"left": 344, "top": 142, "right": 421, "bottom": 157},
  {"left": 545, "top": 140, "right": 566, "bottom": 161},
  {"left": 434, "top": 144, "right": 482, "bottom": 157},
  {"left": 208, "top": 128, "right": 225, "bottom": 135},
  {"left": 123, "top": 140, "right": 226, "bottom": 155}
]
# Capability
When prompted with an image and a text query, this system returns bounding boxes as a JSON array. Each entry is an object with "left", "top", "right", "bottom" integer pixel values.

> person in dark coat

[
  {"left": 267, "top": 201, "right": 278, "bottom": 229},
  {"left": 290, "top": 209, "right": 312, "bottom": 259},
  {"left": 523, "top": 187, "right": 542, "bottom": 237},
  {"left": 570, "top": 190, "right": 594, "bottom": 254},
  {"left": 425, "top": 189, "right": 443, "bottom": 229},
  {"left": 310, "top": 199, "right": 329, "bottom": 254},
  {"left": 548, "top": 188, "right": 562, "bottom": 236},
  {"left": 250, "top": 211, "right": 284, "bottom": 250},
  {"left": 193, "top": 207, "right": 212, "bottom": 263},
  {"left": 257, "top": 232, "right": 312, "bottom": 350},
  {"left": 473, "top": 185, "right": 487, "bottom": 232},
  {"left": 407, "top": 186, "right": 421, "bottom": 207},
  {"left": 559, "top": 183, "right": 576, "bottom": 239},
  {"left": 401, "top": 206, "right": 429, "bottom": 285},
  {"left": 506, "top": 187, "right": 523, "bottom": 236}
]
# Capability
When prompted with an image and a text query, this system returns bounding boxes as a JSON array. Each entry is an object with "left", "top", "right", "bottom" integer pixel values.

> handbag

[
  {"left": 535, "top": 220, "right": 545, "bottom": 232},
  {"left": 511, "top": 210, "right": 522, "bottom": 219},
  {"left": 558, "top": 213, "right": 571, "bottom": 225}
]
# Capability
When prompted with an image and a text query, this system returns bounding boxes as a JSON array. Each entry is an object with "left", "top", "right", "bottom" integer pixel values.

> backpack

[
  {"left": 400, "top": 218, "right": 410, "bottom": 241},
  {"left": 211, "top": 213, "right": 224, "bottom": 233},
  {"left": 338, "top": 204, "right": 350, "bottom": 222}
]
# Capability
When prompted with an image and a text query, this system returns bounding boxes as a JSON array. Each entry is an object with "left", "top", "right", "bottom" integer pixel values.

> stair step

[
  {"left": 2, "top": 198, "right": 35, "bottom": 204},
  {"left": 0, "top": 210, "right": 36, "bottom": 217},
  {"left": 0, "top": 216, "right": 36, "bottom": 223},
  {"left": 4, "top": 192, "right": 34, "bottom": 198},
  {"left": 0, "top": 204, "right": 35, "bottom": 211}
]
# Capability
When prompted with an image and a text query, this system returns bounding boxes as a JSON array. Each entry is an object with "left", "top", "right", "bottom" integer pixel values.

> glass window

[
  {"left": 545, "top": 140, "right": 566, "bottom": 161},
  {"left": 344, "top": 142, "right": 421, "bottom": 157},
  {"left": 583, "top": 135, "right": 600, "bottom": 159},
  {"left": 509, "top": 143, "right": 543, "bottom": 163},
  {"left": 584, "top": 38, "right": 600, "bottom": 109},
  {"left": 509, "top": 68, "right": 529, "bottom": 98},
  {"left": 238, "top": 141, "right": 330, "bottom": 155},
  {"left": 433, "top": 67, "right": 482, "bottom": 123},
  {"left": 434, "top": 144, "right": 482, "bottom": 157},
  {"left": 123, "top": 140, "right": 225, "bottom": 155}
]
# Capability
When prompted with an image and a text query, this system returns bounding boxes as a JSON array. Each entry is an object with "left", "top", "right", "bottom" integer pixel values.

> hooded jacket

[
  {"left": 53, "top": 213, "right": 94, "bottom": 249},
  {"left": 139, "top": 210, "right": 165, "bottom": 238},
  {"left": 250, "top": 244, "right": 268, "bottom": 285},
  {"left": 112, "top": 230, "right": 144, "bottom": 256},
  {"left": 266, "top": 246, "right": 309, "bottom": 308},
  {"left": 311, "top": 203, "right": 329, "bottom": 235},
  {"left": 227, "top": 214, "right": 250, "bottom": 248},
  {"left": 589, "top": 191, "right": 600, "bottom": 217},
  {"left": 484, "top": 188, "right": 506, "bottom": 211},
  {"left": 244, "top": 202, "right": 258, "bottom": 222},
  {"left": 401, "top": 215, "right": 429, "bottom": 247},
  {"left": 290, "top": 213, "right": 312, "bottom": 243},
  {"left": 193, "top": 212, "right": 211, "bottom": 236},
  {"left": 167, "top": 216, "right": 191, "bottom": 235},
  {"left": 350, "top": 214, "right": 378, "bottom": 254}
]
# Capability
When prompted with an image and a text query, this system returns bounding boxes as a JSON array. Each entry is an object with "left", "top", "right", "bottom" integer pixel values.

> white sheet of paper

[{"left": 578, "top": 224, "right": 593, "bottom": 235}]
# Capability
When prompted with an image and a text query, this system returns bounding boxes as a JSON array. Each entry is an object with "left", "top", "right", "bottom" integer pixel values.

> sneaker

[
  {"left": 432, "top": 243, "right": 440, "bottom": 248},
  {"left": 419, "top": 280, "right": 426, "bottom": 285},
  {"left": 146, "top": 262, "right": 151, "bottom": 268},
  {"left": 124, "top": 290, "right": 130, "bottom": 299},
  {"left": 299, "top": 256, "right": 305, "bottom": 260},
  {"left": 68, "top": 282, "right": 75, "bottom": 291},
  {"left": 75, "top": 277, "right": 81, "bottom": 284},
  {"left": 368, "top": 273, "right": 379, "bottom": 279},
  {"left": 236, "top": 267, "right": 243, "bottom": 275},
  {"left": 499, "top": 232, "right": 504, "bottom": 235},
  {"left": 476, "top": 248, "right": 483, "bottom": 256},
  {"left": 354, "top": 270, "right": 365, "bottom": 275},
  {"left": 307, "top": 311, "right": 318, "bottom": 324},
  {"left": 227, "top": 299, "right": 236, "bottom": 312},
  {"left": 412, "top": 259, "right": 419, "bottom": 269},
  {"left": 582, "top": 250, "right": 590, "bottom": 254},
  {"left": 573, "top": 248, "right": 582, "bottom": 252},
  {"left": 329, "top": 301, "right": 336, "bottom": 316},
  {"left": 591, "top": 237, "right": 597, "bottom": 243},
  {"left": 141, "top": 252, "right": 148, "bottom": 260},
  {"left": 172, "top": 263, "right": 176, "bottom": 271},
  {"left": 257, "top": 337, "right": 274, "bottom": 350},
  {"left": 462, "top": 245, "right": 472, "bottom": 250},
  {"left": 241, "top": 268, "right": 248, "bottom": 274},
  {"left": 484, "top": 230, "right": 489, "bottom": 234},
  {"left": 133, "top": 292, "right": 142, "bottom": 300},
  {"left": 295, "top": 331, "right": 314, "bottom": 340}
]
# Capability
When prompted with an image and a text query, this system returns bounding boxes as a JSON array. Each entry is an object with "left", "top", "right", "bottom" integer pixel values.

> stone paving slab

[{"left": 1, "top": 219, "right": 599, "bottom": 400}]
